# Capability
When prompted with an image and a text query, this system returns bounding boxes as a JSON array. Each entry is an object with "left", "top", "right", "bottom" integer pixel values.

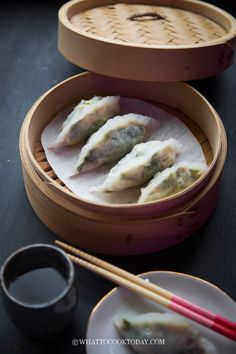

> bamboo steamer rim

[
  {"left": 20, "top": 72, "right": 224, "bottom": 213},
  {"left": 59, "top": 0, "right": 236, "bottom": 50},
  {"left": 20, "top": 122, "right": 226, "bottom": 224}
]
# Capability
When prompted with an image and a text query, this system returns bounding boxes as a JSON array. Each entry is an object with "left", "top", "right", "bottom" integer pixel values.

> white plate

[{"left": 86, "top": 271, "right": 236, "bottom": 354}]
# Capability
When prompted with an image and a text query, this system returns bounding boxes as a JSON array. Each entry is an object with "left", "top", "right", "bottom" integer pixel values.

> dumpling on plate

[
  {"left": 114, "top": 312, "right": 217, "bottom": 354},
  {"left": 51, "top": 96, "right": 120, "bottom": 148},
  {"left": 138, "top": 161, "right": 207, "bottom": 203},
  {"left": 91, "top": 139, "right": 180, "bottom": 192},
  {"left": 74, "top": 113, "right": 151, "bottom": 174}
]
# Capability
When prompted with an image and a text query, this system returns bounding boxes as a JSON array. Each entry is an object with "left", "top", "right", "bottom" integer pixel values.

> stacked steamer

[{"left": 19, "top": 0, "right": 236, "bottom": 255}]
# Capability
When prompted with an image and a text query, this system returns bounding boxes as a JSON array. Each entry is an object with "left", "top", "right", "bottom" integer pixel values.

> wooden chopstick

[
  {"left": 55, "top": 240, "right": 236, "bottom": 332},
  {"left": 55, "top": 240, "right": 236, "bottom": 342}
]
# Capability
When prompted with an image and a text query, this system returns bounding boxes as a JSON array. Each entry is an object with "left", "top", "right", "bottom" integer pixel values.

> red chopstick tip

[{"left": 212, "top": 322, "right": 236, "bottom": 342}]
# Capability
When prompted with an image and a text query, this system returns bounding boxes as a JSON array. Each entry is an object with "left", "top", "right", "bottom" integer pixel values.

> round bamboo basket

[
  {"left": 19, "top": 72, "right": 227, "bottom": 255},
  {"left": 58, "top": 0, "right": 236, "bottom": 81},
  {"left": 21, "top": 72, "right": 222, "bottom": 217}
]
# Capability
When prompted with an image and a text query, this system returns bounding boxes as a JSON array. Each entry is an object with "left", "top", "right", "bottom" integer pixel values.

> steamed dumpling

[
  {"left": 114, "top": 312, "right": 217, "bottom": 354},
  {"left": 138, "top": 161, "right": 207, "bottom": 203},
  {"left": 51, "top": 96, "right": 120, "bottom": 148},
  {"left": 91, "top": 139, "right": 180, "bottom": 192},
  {"left": 75, "top": 113, "right": 151, "bottom": 173}
]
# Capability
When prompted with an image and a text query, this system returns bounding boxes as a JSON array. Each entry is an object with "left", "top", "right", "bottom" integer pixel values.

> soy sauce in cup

[
  {"left": 0, "top": 244, "right": 77, "bottom": 339},
  {"left": 9, "top": 267, "right": 68, "bottom": 305}
]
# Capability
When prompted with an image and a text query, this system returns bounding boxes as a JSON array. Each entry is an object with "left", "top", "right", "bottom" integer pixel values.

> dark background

[{"left": 0, "top": 1, "right": 235, "bottom": 353}]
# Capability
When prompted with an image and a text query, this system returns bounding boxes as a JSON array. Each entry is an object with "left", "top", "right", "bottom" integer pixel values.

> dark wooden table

[{"left": 0, "top": 1, "right": 235, "bottom": 353}]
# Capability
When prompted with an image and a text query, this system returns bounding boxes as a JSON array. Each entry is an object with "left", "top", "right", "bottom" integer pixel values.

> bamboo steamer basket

[
  {"left": 22, "top": 72, "right": 222, "bottom": 218},
  {"left": 20, "top": 72, "right": 227, "bottom": 255},
  {"left": 58, "top": 0, "right": 236, "bottom": 81},
  {"left": 19, "top": 0, "right": 233, "bottom": 254}
]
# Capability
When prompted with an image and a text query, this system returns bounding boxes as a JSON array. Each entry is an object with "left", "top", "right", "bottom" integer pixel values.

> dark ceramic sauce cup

[{"left": 0, "top": 244, "right": 77, "bottom": 339}]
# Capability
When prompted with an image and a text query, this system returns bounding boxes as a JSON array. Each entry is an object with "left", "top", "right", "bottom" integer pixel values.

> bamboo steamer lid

[{"left": 58, "top": 0, "right": 236, "bottom": 81}]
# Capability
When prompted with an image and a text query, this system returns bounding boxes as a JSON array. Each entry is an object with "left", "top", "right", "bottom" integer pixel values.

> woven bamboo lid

[{"left": 59, "top": 0, "right": 236, "bottom": 81}]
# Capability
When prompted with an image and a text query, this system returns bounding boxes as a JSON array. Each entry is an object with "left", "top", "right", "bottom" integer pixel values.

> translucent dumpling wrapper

[
  {"left": 51, "top": 96, "right": 120, "bottom": 148},
  {"left": 114, "top": 312, "right": 217, "bottom": 354},
  {"left": 138, "top": 161, "right": 207, "bottom": 203},
  {"left": 91, "top": 139, "right": 180, "bottom": 192},
  {"left": 42, "top": 97, "right": 208, "bottom": 204},
  {"left": 74, "top": 113, "right": 151, "bottom": 174}
]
